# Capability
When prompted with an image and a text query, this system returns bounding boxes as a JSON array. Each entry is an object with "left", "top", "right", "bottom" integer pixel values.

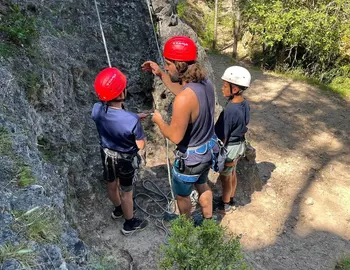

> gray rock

[
  {"left": 1, "top": 259, "right": 22, "bottom": 270},
  {"left": 37, "top": 244, "right": 65, "bottom": 269}
]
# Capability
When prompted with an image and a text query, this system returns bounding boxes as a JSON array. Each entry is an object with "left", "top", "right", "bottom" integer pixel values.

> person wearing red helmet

[
  {"left": 92, "top": 67, "right": 148, "bottom": 236},
  {"left": 142, "top": 36, "right": 218, "bottom": 222}
]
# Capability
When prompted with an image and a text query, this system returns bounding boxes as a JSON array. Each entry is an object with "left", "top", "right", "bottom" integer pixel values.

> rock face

[
  {"left": 0, "top": 0, "right": 262, "bottom": 267},
  {"left": 0, "top": 0, "right": 157, "bottom": 268}
]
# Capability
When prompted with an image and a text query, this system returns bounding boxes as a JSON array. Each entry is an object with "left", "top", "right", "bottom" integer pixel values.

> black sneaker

[
  {"left": 217, "top": 201, "right": 233, "bottom": 214},
  {"left": 229, "top": 197, "right": 237, "bottom": 210},
  {"left": 111, "top": 205, "right": 137, "bottom": 220},
  {"left": 111, "top": 206, "right": 123, "bottom": 219},
  {"left": 121, "top": 218, "right": 148, "bottom": 236}
]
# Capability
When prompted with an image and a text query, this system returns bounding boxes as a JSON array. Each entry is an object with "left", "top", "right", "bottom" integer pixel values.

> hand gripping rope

[{"left": 93, "top": 0, "right": 177, "bottom": 238}]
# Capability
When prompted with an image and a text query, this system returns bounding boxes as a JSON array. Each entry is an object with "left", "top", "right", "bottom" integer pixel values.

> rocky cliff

[{"left": 0, "top": 0, "right": 261, "bottom": 268}]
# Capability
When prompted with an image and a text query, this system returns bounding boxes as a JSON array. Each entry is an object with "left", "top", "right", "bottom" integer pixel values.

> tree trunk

[
  {"left": 232, "top": 0, "right": 241, "bottom": 58},
  {"left": 212, "top": 0, "right": 218, "bottom": 50}
]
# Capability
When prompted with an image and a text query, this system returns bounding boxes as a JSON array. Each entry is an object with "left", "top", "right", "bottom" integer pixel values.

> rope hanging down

[
  {"left": 94, "top": 0, "right": 111, "bottom": 68},
  {"left": 93, "top": 0, "right": 176, "bottom": 224},
  {"left": 145, "top": 0, "right": 175, "bottom": 201}
]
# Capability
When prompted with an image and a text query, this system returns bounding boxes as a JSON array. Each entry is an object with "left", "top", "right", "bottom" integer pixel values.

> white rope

[
  {"left": 92, "top": 0, "right": 176, "bottom": 226},
  {"left": 145, "top": 0, "right": 174, "bottom": 201},
  {"left": 94, "top": 0, "right": 112, "bottom": 68},
  {"left": 145, "top": 0, "right": 165, "bottom": 67}
]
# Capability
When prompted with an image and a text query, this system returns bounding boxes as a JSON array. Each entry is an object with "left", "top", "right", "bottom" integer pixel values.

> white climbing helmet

[{"left": 221, "top": 66, "right": 251, "bottom": 88}]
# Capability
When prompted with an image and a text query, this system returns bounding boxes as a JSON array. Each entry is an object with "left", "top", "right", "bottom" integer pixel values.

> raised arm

[{"left": 141, "top": 61, "right": 183, "bottom": 96}]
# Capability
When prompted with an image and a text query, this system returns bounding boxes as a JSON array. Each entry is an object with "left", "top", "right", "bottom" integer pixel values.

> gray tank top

[{"left": 177, "top": 79, "right": 215, "bottom": 153}]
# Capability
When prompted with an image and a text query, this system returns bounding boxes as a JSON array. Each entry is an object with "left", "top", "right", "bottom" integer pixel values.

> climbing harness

[{"left": 93, "top": 0, "right": 177, "bottom": 236}]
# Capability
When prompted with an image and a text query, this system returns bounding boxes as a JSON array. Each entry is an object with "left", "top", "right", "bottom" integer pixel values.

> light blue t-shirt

[{"left": 91, "top": 102, "right": 145, "bottom": 153}]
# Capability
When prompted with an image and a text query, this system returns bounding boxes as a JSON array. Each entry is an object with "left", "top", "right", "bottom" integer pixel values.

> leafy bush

[
  {"left": 0, "top": 4, "right": 38, "bottom": 46},
  {"left": 335, "top": 256, "right": 350, "bottom": 270},
  {"left": 17, "top": 166, "right": 36, "bottom": 187},
  {"left": 12, "top": 207, "right": 62, "bottom": 244},
  {"left": 244, "top": 0, "right": 350, "bottom": 96},
  {"left": 0, "top": 243, "right": 36, "bottom": 267},
  {"left": 159, "top": 215, "right": 248, "bottom": 270}
]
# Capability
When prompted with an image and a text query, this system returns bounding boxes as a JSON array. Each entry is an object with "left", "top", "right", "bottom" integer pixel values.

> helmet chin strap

[{"left": 228, "top": 83, "right": 244, "bottom": 101}]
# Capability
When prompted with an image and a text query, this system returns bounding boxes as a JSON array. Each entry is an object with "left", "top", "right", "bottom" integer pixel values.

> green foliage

[
  {"left": 37, "top": 137, "right": 57, "bottom": 162},
  {"left": 0, "top": 4, "right": 39, "bottom": 46},
  {"left": 17, "top": 166, "right": 35, "bottom": 187},
  {"left": 12, "top": 207, "right": 62, "bottom": 244},
  {"left": 159, "top": 216, "right": 249, "bottom": 270},
  {"left": 0, "top": 127, "right": 13, "bottom": 156},
  {"left": 244, "top": 0, "right": 350, "bottom": 94},
  {"left": 87, "top": 254, "right": 119, "bottom": 270},
  {"left": 176, "top": 1, "right": 215, "bottom": 49},
  {"left": 335, "top": 256, "right": 350, "bottom": 270},
  {"left": 177, "top": 0, "right": 187, "bottom": 18},
  {"left": 18, "top": 72, "right": 43, "bottom": 103},
  {"left": 0, "top": 42, "right": 15, "bottom": 58},
  {"left": 329, "top": 76, "right": 350, "bottom": 97},
  {"left": 0, "top": 243, "right": 36, "bottom": 267}
]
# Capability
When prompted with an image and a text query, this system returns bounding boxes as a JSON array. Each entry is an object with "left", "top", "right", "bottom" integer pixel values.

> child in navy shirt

[
  {"left": 92, "top": 67, "right": 148, "bottom": 235},
  {"left": 215, "top": 66, "right": 251, "bottom": 213}
]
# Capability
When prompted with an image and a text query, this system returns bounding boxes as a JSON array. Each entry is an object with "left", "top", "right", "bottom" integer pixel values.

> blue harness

[{"left": 173, "top": 135, "right": 218, "bottom": 183}]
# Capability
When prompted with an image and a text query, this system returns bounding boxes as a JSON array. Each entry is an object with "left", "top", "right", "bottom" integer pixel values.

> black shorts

[{"left": 100, "top": 148, "right": 140, "bottom": 187}]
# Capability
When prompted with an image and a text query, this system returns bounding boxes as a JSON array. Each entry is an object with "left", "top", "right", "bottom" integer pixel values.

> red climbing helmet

[
  {"left": 94, "top": 67, "right": 127, "bottom": 101},
  {"left": 163, "top": 36, "right": 197, "bottom": 62}
]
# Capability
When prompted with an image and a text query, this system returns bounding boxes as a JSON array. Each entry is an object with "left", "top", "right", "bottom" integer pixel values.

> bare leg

[
  {"left": 176, "top": 195, "right": 192, "bottom": 218},
  {"left": 107, "top": 180, "right": 121, "bottom": 206},
  {"left": 230, "top": 161, "right": 238, "bottom": 198},
  {"left": 219, "top": 174, "right": 232, "bottom": 203},
  {"left": 120, "top": 189, "right": 133, "bottom": 220},
  {"left": 195, "top": 183, "right": 213, "bottom": 218}
]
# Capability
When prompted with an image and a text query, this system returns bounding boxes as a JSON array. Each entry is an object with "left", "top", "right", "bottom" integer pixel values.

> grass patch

[
  {"left": 270, "top": 69, "right": 350, "bottom": 99},
  {"left": 12, "top": 207, "right": 62, "bottom": 244},
  {"left": 0, "top": 243, "right": 36, "bottom": 267},
  {"left": 159, "top": 215, "right": 249, "bottom": 269},
  {"left": 86, "top": 254, "right": 119, "bottom": 270},
  {"left": 17, "top": 71, "right": 43, "bottom": 103},
  {"left": 336, "top": 256, "right": 350, "bottom": 270},
  {"left": 0, "top": 127, "right": 13, "bottom": 156},
  {"left": 0, "top": 4, "right": 38, "bottom": 46},
  {"left": 37, "top": 137, "right": 58, "bottom": 162},
  {"left": 17, "top": 166, "right": 36, "bottom": 188},
  {"left": 0, "top": 42, "right": 15, "bottom": 58}
]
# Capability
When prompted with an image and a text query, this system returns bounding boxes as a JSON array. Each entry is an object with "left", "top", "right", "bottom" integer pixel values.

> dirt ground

[
  {"left": 80, "top": 54, "right": 350, "bottom": 270},
  {"left": 209, "top": 53, "right": 350, "bottom": 270}
]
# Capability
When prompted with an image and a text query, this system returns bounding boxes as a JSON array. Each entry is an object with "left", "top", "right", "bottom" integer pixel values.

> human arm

[
  {"left": 141, "top": 61, "right": 183, "bottom": 96},
  {"left": 137, "top": 112, "right": 149, "bottom": 120},
  {"left": 152, "top": 89, "right": 195, "bottom": 144},
  {"left": 215, "top": 111, "right": 227, "bottom": 144},
  {"left": 135, "top": 139, "right": 145, "bottom": 150},
  {"left": 133, "top": 119, "right": 146, "bottom": 150}
]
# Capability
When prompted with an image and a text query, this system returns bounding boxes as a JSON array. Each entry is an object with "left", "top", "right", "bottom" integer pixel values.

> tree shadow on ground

[{"left": 208, "top": 53, "right": 350, "bottom": 269}]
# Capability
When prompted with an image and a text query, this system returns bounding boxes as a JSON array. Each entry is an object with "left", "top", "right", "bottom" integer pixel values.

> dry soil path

[{"left": 209, "top": 53, "right": 350, "bottom": 270}]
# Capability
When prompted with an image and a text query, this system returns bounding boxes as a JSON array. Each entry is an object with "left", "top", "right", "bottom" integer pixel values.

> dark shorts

[
  {"left": 100, "top": 148, "right": 140, "bottom": 188},
  {"left": 172, "top": 161, "right": 211, "bottom": 197}
]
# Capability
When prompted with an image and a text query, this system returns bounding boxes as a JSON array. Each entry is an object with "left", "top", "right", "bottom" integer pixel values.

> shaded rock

[
  {"left": 1, "top": 259, "right": 22, "bottom": 270},
  {"left": 37, "top": 245, "right": 65, "bottom": 269},
  {"left": 10, "top": 189, "right": 49, "bottom": 211}
]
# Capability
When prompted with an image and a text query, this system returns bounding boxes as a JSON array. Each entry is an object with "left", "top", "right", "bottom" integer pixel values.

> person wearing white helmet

[{"left": 214, "top": 66, "right": 251, "bottom": 213}]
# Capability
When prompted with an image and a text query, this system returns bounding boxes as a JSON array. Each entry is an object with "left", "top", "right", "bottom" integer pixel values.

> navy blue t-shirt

[
  {"left": 215, "top": 99, "right": 250, "bottom": 145},
  {"left": 91, "top": 102, "right": 145, "bottom": 153}
]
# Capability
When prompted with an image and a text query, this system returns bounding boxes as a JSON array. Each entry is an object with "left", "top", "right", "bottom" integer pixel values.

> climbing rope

[
  {"left": 93, "top": 0, "right": 111, "bottom": 68},
  {"left": 93, "top": 0, "right": 177, "bottom": 236},
  {"left": 145, "top": 0, "right": 164, "bottom": 66}
]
